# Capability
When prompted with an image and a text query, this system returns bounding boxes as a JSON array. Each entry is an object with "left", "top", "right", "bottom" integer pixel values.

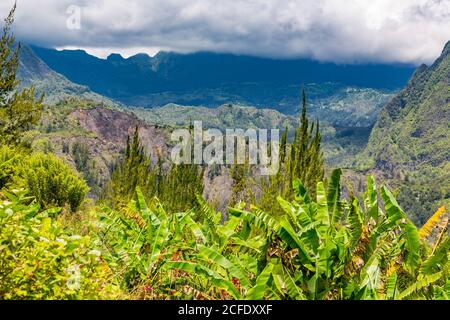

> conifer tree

[
  {"left": 105, "top": 126, "right": 204, "bottom": 212},
  {"left": 0, "top": 4, "right": 43, "bottom": 146},
  {"left": 229, "top": 161, "right": 244, "bottom": 207},
  {"left": 106, "top": 126, "right": 150, "bottom": 206},
  {"left": 288, "top": 88, "right": 324, "bottom": 197},
  {"left": 259, "top": 89, "right": 324, "bottom": 213}
]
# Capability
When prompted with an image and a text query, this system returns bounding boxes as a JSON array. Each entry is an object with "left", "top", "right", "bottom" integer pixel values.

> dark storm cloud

[{"left": 1, "top": 0, "right": 449, "bottom": 64}]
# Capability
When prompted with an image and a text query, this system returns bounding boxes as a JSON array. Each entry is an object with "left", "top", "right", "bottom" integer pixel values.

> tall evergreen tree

[
  {"left": 259, "top": 89, "right": 324, "bottom": 214},
  {"left": 229, "top": 157, "right": 255, "bottom": 208},
  {"left": 104, "top": 126, "right": 204, "bottom": 212},
  {"left": 288, "top": 88, "right": 324, "bottom": 197},
  {"left": 0, "top": 4, "right": 43, "bottom": 146}
]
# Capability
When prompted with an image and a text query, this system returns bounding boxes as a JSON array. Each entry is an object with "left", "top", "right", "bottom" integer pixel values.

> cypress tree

[
  {"left": 105, "top": 126, "right": 204, "bottom": 212},
  {"left": 259, "top": 89, "right": 324, "bottom": 213},
  {"left": 289, "top": 88, "right": 324, "bottom": 197},
  {"left": 0, "top": 4, "right": 43, "bottom": 146}
]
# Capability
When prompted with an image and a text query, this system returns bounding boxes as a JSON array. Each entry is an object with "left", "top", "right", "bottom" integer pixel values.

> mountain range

[
  {"left": 18, "top": 44, "right": 415, "bottom": 130},
  {"left": 31, "top": 45, "right": 414, "bottom": 116}
]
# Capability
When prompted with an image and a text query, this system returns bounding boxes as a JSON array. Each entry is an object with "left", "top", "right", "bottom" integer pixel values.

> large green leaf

[
  {"left": 196, "top": 195, "right": 221, "bottom": 242},
  {"left": 135, "top": 186, "right": 160, "bottom": 226},
  {"left": 183, "top": 215, "right": 206, "bottom": 243},
  {"left": 385, "top": 273, "right": 398, "bottom": 300},
  {"left": 164, "top": 261, "right": 241, "bottom": 299},
  {"left": 278, "top": 218, "right": 313, "bottom": 267},
  {"left": 293, "top": 179, "right": 311, "bottom": 204},
  {"left": 366, "top": 175, "right": 379, "bottom": 222},
  {"left": 277, "top": 196, "right": 301, "bottom": 230},
  {"left": 198, "top": 245, "right": 252, "bottom": 289},
  {"left": 402, "top": 221, "right": 421, "bottom": 275},
  {"left": 316, "top": 240, "right": 337, "bottom": 278},
  {"left": 421, "top": 237, "right": 450, "bottom": 275},
  {"left": 246, "top": 263, "right": 274, "bottom": 300},
  {"left": 381, "top": 186, "right": 406, "bottom": 220},
  {"left": 315, "top": 182, "right": 330, "bottom": 238},
  {"left": 347, "top": 197, "right": 363, "bottom": 248},
  {"left": 327, "top": 169, "right": 342, "bottom": 226},
  {"left": 398, "top": 272, "right": 443, "bottom": 300}
]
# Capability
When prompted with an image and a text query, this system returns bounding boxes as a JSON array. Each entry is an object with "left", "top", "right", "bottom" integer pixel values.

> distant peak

[
  {"left": 107, "top": 53, "right": 124, "bottom": 61},
  {"left": 131, "top": 53, "right": 150, "bottom": 58},
  {"left": 128, "top": 52, "right": 151, "bottom": 62}
]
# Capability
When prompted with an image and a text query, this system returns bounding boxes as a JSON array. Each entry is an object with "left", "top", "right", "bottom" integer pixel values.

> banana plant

[
  {"left": 228, "top": 169, "right": 449, "bottom": 300},
  {"left": 97, "top": 175, "right": 449, "bottom": 300}
]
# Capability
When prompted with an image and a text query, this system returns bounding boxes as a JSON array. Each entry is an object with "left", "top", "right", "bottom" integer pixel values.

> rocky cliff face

[
  {"left": 33, "top": 105, "right": 170, "bottom": 196},
  {"left": 34, "top": 104, "right": 234, "bottom": 206}
]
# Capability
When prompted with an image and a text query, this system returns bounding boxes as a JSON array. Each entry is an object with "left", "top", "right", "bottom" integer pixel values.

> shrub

[
  {"left": 0, "top": 145, "right": 22, "bottom": 189},
  {"left": 0, "top": 190, "right": 120, "bottom": 299},
  {"left": 24, "top": 153, "right": 89, "bottom": 212}
]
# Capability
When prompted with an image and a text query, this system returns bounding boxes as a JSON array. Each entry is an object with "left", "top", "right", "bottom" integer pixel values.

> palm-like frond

[
  {"left": 421, "top": 236, "right": 450, "bottom": 275},
  {"left": 315, "top": 182, "right": 330, "bottom": 238},
  {"left": 398, "top": 272, "right": 443, "bottom": 300},
  {"left": 419, "top": 206, "right": 447, "bottom": 240},
  {"left": 327, "top": 169, "right": 343, "bottom": 226},
  {"left": 402, "top": 221, "right": 421, "bottom": 275},
  {"left": 245, "top": 263, "right": 274, "bottom": 300}
]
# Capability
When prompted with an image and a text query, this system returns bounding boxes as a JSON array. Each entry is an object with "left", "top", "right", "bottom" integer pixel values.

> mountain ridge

[{"left": 30, "top": 45, "right": 414, "bottom": 112}]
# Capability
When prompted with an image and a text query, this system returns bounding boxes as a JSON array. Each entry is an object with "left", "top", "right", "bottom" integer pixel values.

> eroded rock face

[
  {"left": 36, "top": 106, "right": 170, "bottom": 198},
  {"left": 68, "top": 106, "right": 169, "bottom": 162},
  {"left": 39, "top": 105, "right": 233, "bottom": 207}
]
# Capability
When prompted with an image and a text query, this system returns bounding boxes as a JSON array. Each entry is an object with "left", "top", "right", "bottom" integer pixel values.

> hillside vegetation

[{"left": 362, "top": 41, "right": 450, "bottom": 225}]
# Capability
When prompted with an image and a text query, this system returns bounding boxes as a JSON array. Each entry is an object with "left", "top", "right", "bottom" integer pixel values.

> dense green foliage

[
  {"left": 24, "top": 153, "right": 89, "bottom": 211},
  {"left": 103, "top": 127, "right": 204, "bottom": 213},
  {"left": 0, "top": 6, "right": 448, "bottom": 301},
  {"left": 0, "top": 13, "right": 88, "bottom": 214},
  {"left": 0, "top": 144, "right": 19, "bottom": 189},
  {"left": 258, "top": 90, "right": 324, "bottom": 214},
  {"left": 0, "top": 190, "right": 120, "bottom": 299},
  {"left": 94, "top": 173, "right": 449, "bottom": 300},
  {"left": 0, "top": 147, "right": 89, "bottom": 212}
]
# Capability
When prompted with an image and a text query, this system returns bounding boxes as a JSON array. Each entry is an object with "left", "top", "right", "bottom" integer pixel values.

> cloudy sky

[{"left": 1, "top": 0, "right": 450, "bottom": 64}]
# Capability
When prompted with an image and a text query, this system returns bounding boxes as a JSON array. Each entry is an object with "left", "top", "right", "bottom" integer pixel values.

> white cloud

[{"left": 1, "top": 0, "right": 449, "bottom": 64}]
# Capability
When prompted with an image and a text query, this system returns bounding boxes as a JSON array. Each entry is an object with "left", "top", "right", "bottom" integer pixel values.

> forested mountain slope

[
  {"left": 17, "top": 44, "right": 118, "bottom": 106},
  {"left": 361, "top": 41, "right": 450, "bottom": 224}
]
